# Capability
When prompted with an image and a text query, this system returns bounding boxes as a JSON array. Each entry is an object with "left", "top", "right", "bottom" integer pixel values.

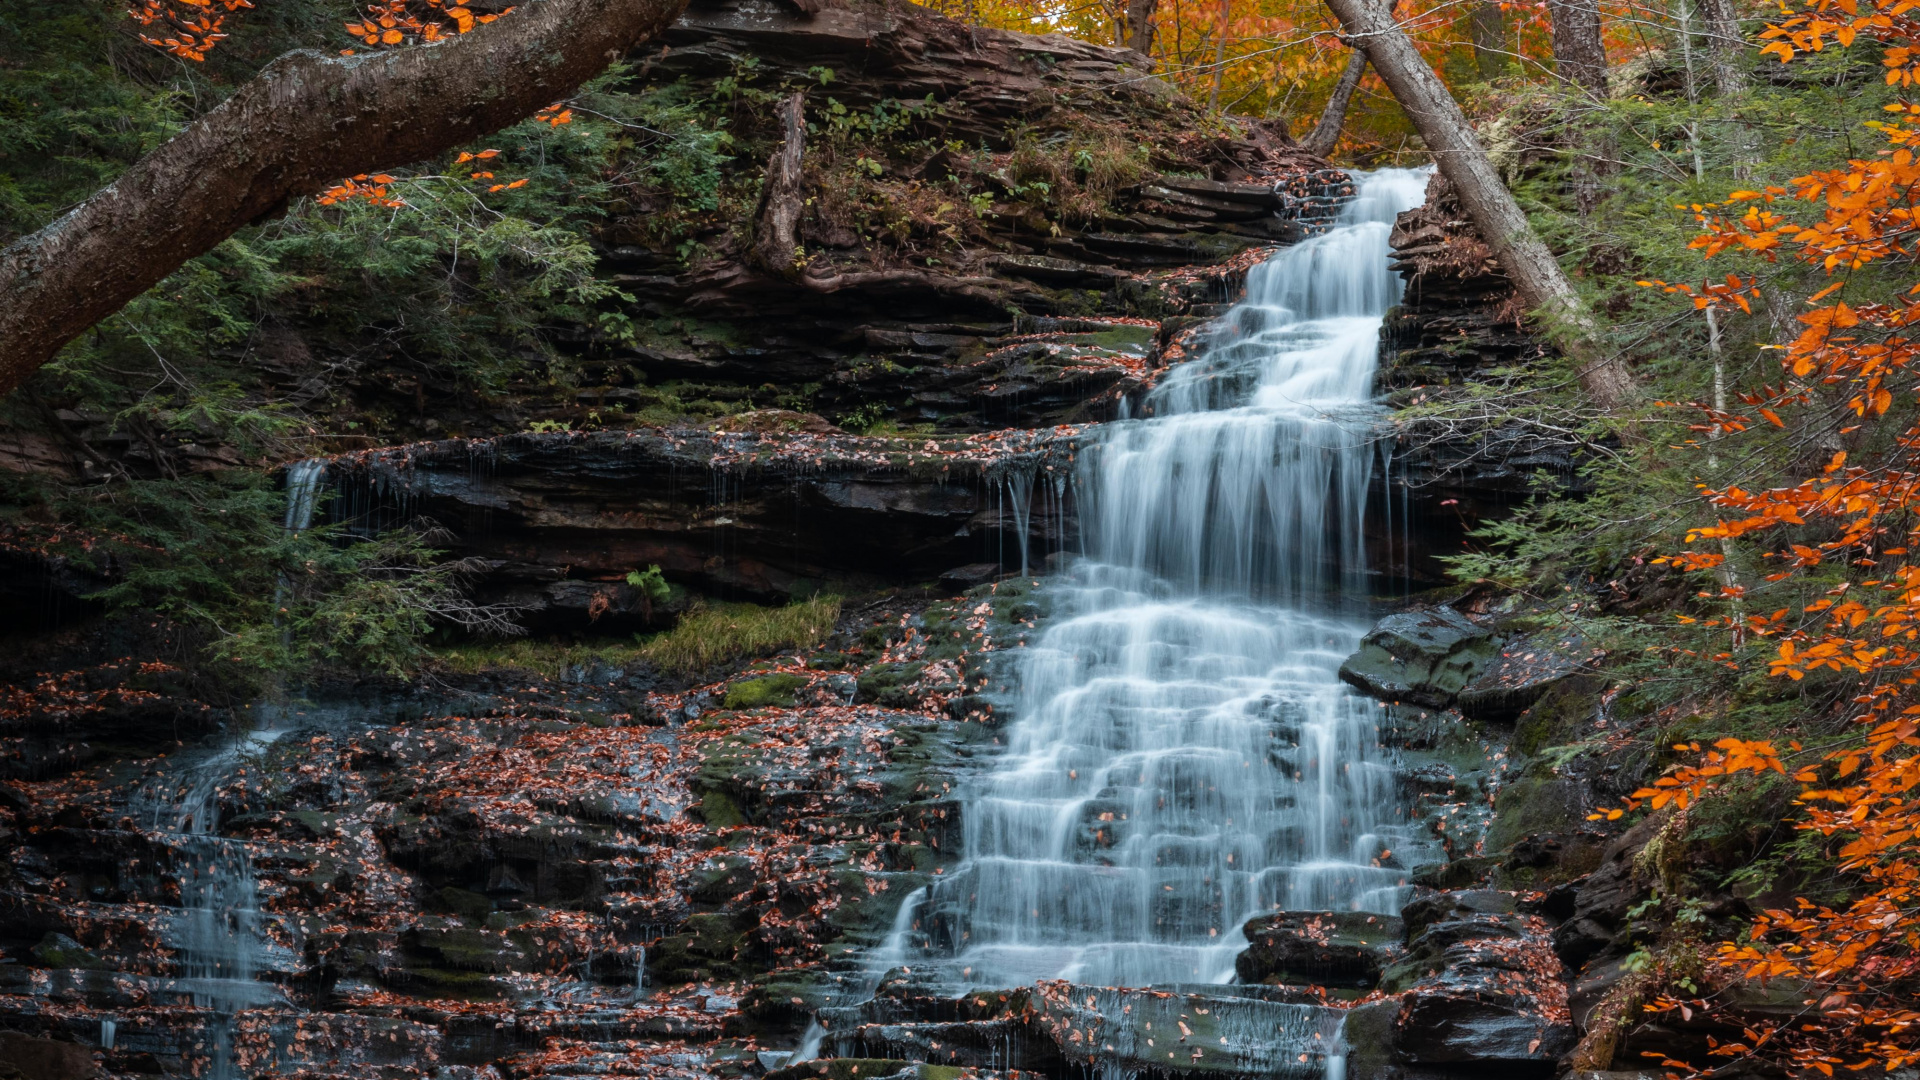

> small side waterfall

[
  {"left": 156, "top": 748, "right": 273, "bottom": 1080},
  {"left": 282, "top": 459, "right": 328, "bottom": 533},
  {"left": 142, "top": 462, "right": 326, "bottom": 1078},
  {"left": 871, "top": 169, "right": 1438, "bottom": 999}
]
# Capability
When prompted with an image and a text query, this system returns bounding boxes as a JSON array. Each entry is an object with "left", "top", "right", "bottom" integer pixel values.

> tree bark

[
  {"left": 0, "top": 0, "right": 689, "bottom": 399},
  {"left": 1469, "top": 0, "right": 1510, "bottom": 80},
  {"left": 1126, "top": 0, "right": 1158, "bottom": 55},
  {"left": 1548, "top": 0, "right": 1609, "bottom": 98},
  {"left": 1322, "top": 0, "right": 1635, "bottom": 410},
  {"left": 1301, "top": 0, "right": 1398, "bottom": 159},
  {"left": 1208, "top": 0, "right": 1230, "bottom": 111},
  {"left": 753, "top": 92, "right": 807, "bottom": 275},
  {"left": 1301, "top": 44, "right": 1369, "bottom": 157},
  {"left": 1696, "top": 0, "right": 1746, "bottom": 95}
]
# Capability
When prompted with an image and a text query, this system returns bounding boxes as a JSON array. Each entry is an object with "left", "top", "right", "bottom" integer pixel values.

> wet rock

[
  {"left": 1483, "top": 761, "right": 1602, "bottom": 878},
  {"left": 1235, "top": 910, "right": 1405, "bottom": 988},
  {"left": 324, "top": 427, "right": 1077, "bottom": 607},
  {"left": 1338, "top": 607, "right": 1497, "bottom": 708},
  {"left": 832, "top": 983, "right": 1343, "bottom": 1078},
  {"left": 1455, "top": 631, "right": 1593, "bottom": 722},
  {"left": 1381, "top": 891, "right": 1574, "bottom": 1070},
  {"left": 939, "top": 562, "right": 1005, "bottom": 591},
  {"left": 0, "top": 1031, "right": 97, "bottom": 1080}
]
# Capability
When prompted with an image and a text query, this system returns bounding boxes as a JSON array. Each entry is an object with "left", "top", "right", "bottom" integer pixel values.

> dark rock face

[
  {"left": 1236, "top": 910, "right": 1405, "bottom": 988},
  {"left": 1371, "top": 171, "right": 1599, "bottom": 577},
  {"left": 1379, "top": 173, "right": 1534, "bottom": 390},
  {"left": 1346, "top": 890, "right": 1574, "bottom": 1077},
  {"left": 0, "top": 1031, "right": 97, "bottom": 1080},
  {"left": 1338, "top": 607, "right": 1497, "bottom": 708},
  {"left": 322, "top": 427, "right": 1078, "bottom": 610}
]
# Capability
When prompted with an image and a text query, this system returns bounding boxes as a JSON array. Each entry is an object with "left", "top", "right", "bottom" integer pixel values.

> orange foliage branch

[{"left": 1614, "top": 1, "right": 1920, "bottom": 1073}]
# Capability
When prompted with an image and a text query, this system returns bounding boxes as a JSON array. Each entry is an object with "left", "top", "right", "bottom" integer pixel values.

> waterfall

[
  {"left": 879, "top": 168, "right": 1438, "bottom": 995},
  {"left": 283, "top": 459, "right": 328, "bottom": 533},
  {"left": 138, "top": 462, "right": 324, "bottom": 1077},
  {"left": 148, "top": 728, "right": 284, "bottom": 1080}
]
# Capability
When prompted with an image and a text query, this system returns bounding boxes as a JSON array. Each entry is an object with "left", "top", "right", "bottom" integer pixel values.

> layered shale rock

[{"left": 319, "top": 426, "right": 1078, "bottom": 615}]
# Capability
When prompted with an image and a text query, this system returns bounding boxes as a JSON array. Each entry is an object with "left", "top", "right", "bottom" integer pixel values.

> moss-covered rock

[
  {"left": 725, "top": 673, "right": 808, "bottom": 709},
  {"left": 30, "top": 932, "right": 109, "bottom": 971}
]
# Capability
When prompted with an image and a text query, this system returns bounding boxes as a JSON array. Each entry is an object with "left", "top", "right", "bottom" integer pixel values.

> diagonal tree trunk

[
  {"left": 0, "top": 0, "right": 689, "bottom": 399},
  {"left": 1301, "top": 43, "right": 1370, "bottom": 157},
  {"left": 1321, "top": 0, "right": 1636, "bottom": 410},
  {"left": 1301, "top": 0, "right": 1400, "bottom": 159}
]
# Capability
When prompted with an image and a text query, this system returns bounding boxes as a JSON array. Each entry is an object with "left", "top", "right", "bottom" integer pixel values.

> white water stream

[
  {"left": 879, "top": 168, "right": 1437, "bottom": 995},
  {"left": 131, "top": 460, "right": 329, "bottom": 1078}
]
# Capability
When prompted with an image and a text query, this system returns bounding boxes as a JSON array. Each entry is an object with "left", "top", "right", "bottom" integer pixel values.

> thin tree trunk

[
  {"left": 1302, "top": 46, "right": 1369, "bottom": 157},
  {"left": 1322, "top": 0, "right": 1636, "bottom": 410},
  {"left": 1676, "top": 0, "right": 1707, "bottom": 180},
  {"left": 1469, "top": 0, "right": 1509, "bottom": 80},
  {"left": 1548, "top": 0, "right": 1609, "bottom": 98},
  {"left": 1126, "top": 0, "right": 1159, "bottom": 54},
  {"left": 0, "top": 0, "right": 689, "bottom": 399},
  {"left": 1302, "top": 0, "right": 1400, "bottom": 158},
  {"left": 1548, "top": 0, "right": 1610, "bottom": 216},
  {"left": 1697, "top": 0, "right": 1746, "bottom": 95},
  {"left": 1208, "top": 0, "right": 1230, "bottom": 111},
  {"left": 753, "top": 92, "right": 807, "bottom": 275}
]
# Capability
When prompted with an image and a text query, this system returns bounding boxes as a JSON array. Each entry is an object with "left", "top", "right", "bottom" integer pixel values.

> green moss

[
  {"left": 698, "top": 788, "right": 748, "bottom": 828},
  {"left": 393, "top": 967, "right": 505, "bottom": 997},
  {"left": 855, "top": 661, "right": 925, "bottom": 706},
  {"left": 723, "top": 673, "right": 807, "bottom": 709},
  {"left": 432, "top": 638, "right": 648, "bottom": 679},
  {"left": 30, "top": 933, "right": 108, "bottom": 970},
  {"left": 434, "top": 886, "right": 493, "bottom": 923}
]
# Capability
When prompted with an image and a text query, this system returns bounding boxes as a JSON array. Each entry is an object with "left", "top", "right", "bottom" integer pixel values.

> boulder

[
  {"left": 1235, "top": 911, "right": 1405, "bottom": 988},
  {"left": 1455, "top": 630, "right": 1594, "bottom": 721},
  {"left": 0, "top": 1033, "right": 97, "bottom": 1080},
  {"left": 1338, "top": 607, "right": 1497, "bottom": 708},
  {"left": 1376, "top": 891, "right": 1575, "bottom": 1071},
  {"left": 1551, "top": 815, "right": 1665, "bottom": 969}
]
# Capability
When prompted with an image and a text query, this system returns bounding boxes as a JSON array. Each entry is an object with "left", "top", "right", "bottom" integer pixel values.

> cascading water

[
  {"left": 140, "top": 462, "right": 326, "bottom": 1078},
  {"left": 151, "top": 742, "right": 279, "bottom": 1080},
  {"left": 878, "top": 168, "right": 1438, "bottom": 997}
]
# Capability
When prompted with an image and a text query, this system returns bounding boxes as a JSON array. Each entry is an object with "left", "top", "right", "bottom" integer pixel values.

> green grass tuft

[{"left": 638, "top": 595, "right": 842, "bottom": 675}]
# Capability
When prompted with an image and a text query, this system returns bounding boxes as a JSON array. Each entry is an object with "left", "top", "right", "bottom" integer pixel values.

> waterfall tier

[{"left": 884, "top": 167, "right": 1437, "bottom": 994}]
